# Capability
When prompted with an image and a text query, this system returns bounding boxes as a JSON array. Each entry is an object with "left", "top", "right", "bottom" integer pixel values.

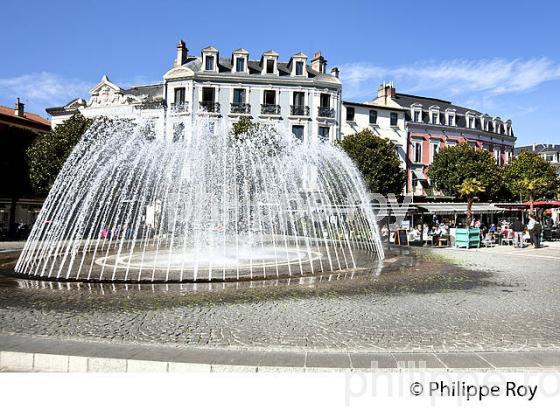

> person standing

[
  {"left": 527, "top": 215, "right": 538, "bottom": 248},
  {"left": 511, "top": 217, "right": 525, "bottom": 248},
  {"left": 534, "top": 217, "right": 542, "bottom": 248}
]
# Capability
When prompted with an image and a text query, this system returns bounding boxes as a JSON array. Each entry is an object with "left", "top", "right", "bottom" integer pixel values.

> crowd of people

[{"left": 381, "top": 213, "right": 555, "bottom": 249}]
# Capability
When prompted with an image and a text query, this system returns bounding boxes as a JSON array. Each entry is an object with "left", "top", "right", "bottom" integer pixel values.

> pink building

[{"left": 394, "top": 90, "right": 515, "bottom": 197}]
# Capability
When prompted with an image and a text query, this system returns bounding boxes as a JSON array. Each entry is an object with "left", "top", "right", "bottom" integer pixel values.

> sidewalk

[
  {"left": 433, "top": 240, "right": 560, "bottom": 260},
  {"left": 1, "top": 334, "right": 559, "bottom": 372}
]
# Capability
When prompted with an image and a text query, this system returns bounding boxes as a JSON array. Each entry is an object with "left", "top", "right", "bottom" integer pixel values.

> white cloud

[
  {"left": 0, "top": 72, "right": 91, "bottom": 113},
  {"left": 340, "top": 58, "right": 560, "bottom": 100}
]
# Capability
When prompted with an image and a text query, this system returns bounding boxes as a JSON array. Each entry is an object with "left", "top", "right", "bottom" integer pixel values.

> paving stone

[
  {"left": 88, "top": 357, "right": 127, "bottom": 372},
  {"left": 478, "top": 352, "right": 541, "bottom": 369},
  {"left": 33, "top": 353, "right": 69, "bottom": 372},
  {"left": 436, "top": 353, "right": 493, "bottom": 369},
  {"left": 393, "top": 353, "right": 446, "bottom": 369},
  {"left": 306, "top": 352, "right": 351, "bottom": 369},
  {"left": 350, "top": 353, "right": 397, "bottom": 369},
  {"left": 0, "top": 351, "right": 33, "bottom": 371},
  {"left": 126, "top": 359, "right": 168, "bottom": 372}
]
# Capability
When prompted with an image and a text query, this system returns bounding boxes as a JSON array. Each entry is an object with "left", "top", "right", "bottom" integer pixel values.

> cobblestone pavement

[{"left": 0, "top": 243, "right": 559, "bottom": 353}]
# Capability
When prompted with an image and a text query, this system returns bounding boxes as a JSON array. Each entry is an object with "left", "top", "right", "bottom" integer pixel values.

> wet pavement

[{"left": 0, "top": 244, "right": 559, "bottom": 353}]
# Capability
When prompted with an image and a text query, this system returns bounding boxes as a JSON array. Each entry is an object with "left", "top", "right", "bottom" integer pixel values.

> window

[
  {"left": 235, "top": 57, "right": 245, "bottom": 72},
  {"left": 412, "top": 141, "right": 423, "bottom": 163},
  {"left": 468, "top": 117, "right": 475, "bottom": 128},
  {"left": 369, "top": 110, "right": 377, "bottom": 124},
  {"left": 233, "top": 88, "right": 246, "bottom": 104},
  {"left": 202, "top": 87, "right": 215, "bottom": 102},
  {"left": 390, "top": 112, "right": 398, "bottom": 126},
  {"left": 413, "top": 110, "right": 420, "bottom": 122},
  {"left": 292, "top": 125, "right": 304, "bottom": 141},
  {"left": 295, "top": 61, "right": 304, "bottom": 76},
  {"left": 346, "top": 107, "right": 355, "bottom": 121},
  {"left": 205, "top": 55, "right": 215, "bottom": 71},
  {"left": 266, "top": 59, "right": 275, "bottom": 74},
  {"left": 448, "top": 114, "right": 455, "bottom": 126},
  {"left": 431, "top": 112, "right": 438, "bottom": 124},
  {"left": 319, "top": 126, "right": 330, "bottom": 142},
  {"left": 430, "top": 142, "right": 440, "bottom": 163},
  {"left": 320, "top": 93, "right": 330, "bottom": 108},
  {"left": 264, "top": 90, "right": 276, "bottom": 105},
  {"left": 293, "top": 92, "right": 305, "bottom": 106},
  {"left": 174, "top": 87, "right": 185, "bottom": 104}
]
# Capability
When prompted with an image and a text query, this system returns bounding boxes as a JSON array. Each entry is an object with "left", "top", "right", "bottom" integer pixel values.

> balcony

[
  {"left": 199, "top": 101, "right": 220, "bottom": 113},
  {"left": 318, "top": 106, "right": 335, "bottom": 118},
  {"left": 136, "top": 100, "right": 165, "bottom": 110},
  {"left": 230, "top": 102, "right": 251, "bottom": 114},
  {"left": 261, "top": 104, "right": 281, "bottom": 115},
  {"left": 290, "top": 105, "right": 309, "bottom": 116},
  {"left": 169, "top": 101, "right": 189, "bottom": 113}
]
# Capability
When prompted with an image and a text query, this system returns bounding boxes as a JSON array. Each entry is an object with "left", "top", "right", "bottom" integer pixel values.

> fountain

[{"left": 15, "top": 113, "right": 384, "bottom": 282}]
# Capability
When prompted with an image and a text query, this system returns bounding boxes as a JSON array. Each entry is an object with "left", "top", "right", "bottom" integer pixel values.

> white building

[
  {"left": 341, "top": 83, "right": 409, "bottom": 168},
  {"left": 47, "top": 40, "right": 342, "bottom": 143}
]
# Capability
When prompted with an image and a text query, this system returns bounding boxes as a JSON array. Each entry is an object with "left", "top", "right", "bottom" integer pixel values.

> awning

[{"left": 412, "top": 202, "right": 505, "bottom": 215}]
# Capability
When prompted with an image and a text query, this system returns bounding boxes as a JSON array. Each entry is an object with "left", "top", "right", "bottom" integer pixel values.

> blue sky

[{"left": 1, "top": 0, "right": 559, "bottom": 146}]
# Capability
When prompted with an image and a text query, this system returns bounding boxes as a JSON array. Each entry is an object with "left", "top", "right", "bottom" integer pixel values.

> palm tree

[
  {"left": 518, "top": 177, "right": 548, "bottom": 215},
  {"left": 457, "top": 178, "right": 486, "bottom": 226}
]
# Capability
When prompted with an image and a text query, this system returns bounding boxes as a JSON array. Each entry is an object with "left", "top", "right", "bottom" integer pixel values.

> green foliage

[
  {"left": 338, "top": 129, "right": 406, "bottom": 195},
  {"left": 27, "top": 113, "right": 93, "bottom": 195},
  {"left": 231, "top": 116, "right": 256, "bottom": 138},
  {"left": 428, "top": 143, "right": 502, "bottom": 200},
  {"left": 502, "top": 151, "right": 559, "bottom": 202}
]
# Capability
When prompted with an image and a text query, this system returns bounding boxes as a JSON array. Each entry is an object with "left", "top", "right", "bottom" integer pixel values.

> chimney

[
  {"left": 330, "top": 67, "right": 339, "bottom": 78},
  {"left": 377, "top": 82, "right": 396, "bottom": 104},
  {"left": 311, "top": 51, "right": 327, "bottom": 74},
  {"left": 175, "top": 40, "right": 188, "bottom": 67},
  {"left": 532, "top": 143, "right": 536, "bottom": 151},
  {"left": 14, "top": 98, "right": 24, "bottom": 117}
]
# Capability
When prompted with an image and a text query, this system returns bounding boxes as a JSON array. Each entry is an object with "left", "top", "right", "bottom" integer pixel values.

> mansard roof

[{"left": 394, "top": 93, "right": 483, "bottom": 117}]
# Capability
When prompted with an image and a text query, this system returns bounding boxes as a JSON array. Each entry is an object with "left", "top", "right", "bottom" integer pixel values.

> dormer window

[
  {"left": 428, "top": 106, "right": 440, "bottom": 125},
  {"left": 201, "top": 46, "right": 219, "bottom": 72},
  {"left": 446, "top": 109, "right": 456, "bottom": 126},
  {"left": 411, "top": 103, "right": 423, "bottom": 123},
  {"left": 266, "top": 60, "right": 274, "bottom": 73},
  {"left": 431, "top": 113, "right": 438, "bottom": 124},
  {"left": 205, "top": 55, "right": 215, "bottom": 71},
  {"left": 469, "top": 117, "right": 475, "bottom": 128},
  {"left": 295, "top": 61, "right": 304, "bottom": 76},
  {"left": 235, "top": 57, "right": 245, "bottom": 72},
  {"left": 231, "top": 49, "right": 249, "bottom": 74},
  {"left": 465, "top": 112, "right": 476, "bottom": 129}
]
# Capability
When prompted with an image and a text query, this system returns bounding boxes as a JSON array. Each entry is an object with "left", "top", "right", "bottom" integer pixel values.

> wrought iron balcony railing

[
  {"left": 317, "top": 106, "right": 335, "bottom": 118},
  {"left": 230, "top": 102, "right": 251, "bottom": 114},
  {"left": 199, "top": 101, "right": 220, "bottom": 113},
  {"left": 137, "top": 100, "right": 165, "bottom": 110},
  {"left": 290, "top": 105, "right": 309, "bottom": 116},
  {"left": 170, "top": 102, "right": 189, "bottom": 113},
  {"left": 261, "top": 104, "right": 281, "bottom": 115}
]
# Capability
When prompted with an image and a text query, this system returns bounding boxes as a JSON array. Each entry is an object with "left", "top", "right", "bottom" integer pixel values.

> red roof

[{"left": 0, "top": 104, "right": 51, "bottom": 127}]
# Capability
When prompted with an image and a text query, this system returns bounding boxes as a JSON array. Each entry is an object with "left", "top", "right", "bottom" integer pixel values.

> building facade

[
  {"left": 515, "top": 144, "right": 560, "bottom": 176},
  {"left": 0, "top": 99, "right": 50, "bottom": 237},
  {"left": 47, "top": 41, "right": 342, "bottom": 144},
  {"left": 343, "top": 84, "right": 516, "bottom": 198}
]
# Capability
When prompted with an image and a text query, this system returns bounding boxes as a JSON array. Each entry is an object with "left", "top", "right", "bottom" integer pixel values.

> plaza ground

[{"left": 0, "top": 241, "right": 559, "bottom": 371}]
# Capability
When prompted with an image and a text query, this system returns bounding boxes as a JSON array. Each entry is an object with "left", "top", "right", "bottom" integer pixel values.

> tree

[
  {"left": 429, "top": 143, "right": 502, "bottom": 224},
  {"left": 27, "top": 113, "right": 93, "bottom": 195},
  {"left": 338, "top": 129, "right": 406, "bottom": 196},
  {"left": 457, "top": 178, "right": 486, "bottom": 226},
  {"left": 503, "top": 151, "right": 559, "bottom": 214}
]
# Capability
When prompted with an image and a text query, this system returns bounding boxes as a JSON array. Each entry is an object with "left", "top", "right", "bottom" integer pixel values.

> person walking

[{"left": 511, "top": 217, "right": 525, "bottom": 248}]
